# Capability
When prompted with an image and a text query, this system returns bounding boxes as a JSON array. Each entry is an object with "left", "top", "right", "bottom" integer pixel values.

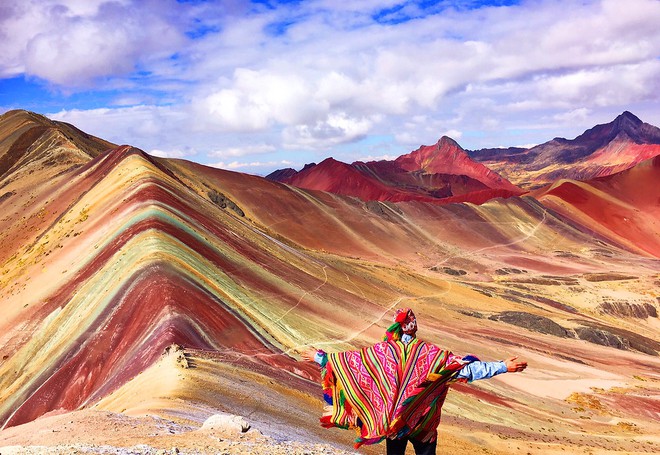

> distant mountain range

[
  {"left": 469, "top": 111, "right": 660, "bottom": 188},
  {"left": 268, "top": 111, "right": 660, "bottom": 201}
]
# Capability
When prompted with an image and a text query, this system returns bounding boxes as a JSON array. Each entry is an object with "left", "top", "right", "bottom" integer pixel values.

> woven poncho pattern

[{"left": 320, "top": 338, "right": 475, "bottom": 447}]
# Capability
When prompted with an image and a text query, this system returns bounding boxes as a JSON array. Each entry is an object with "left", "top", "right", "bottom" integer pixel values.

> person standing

[{"left": 302, "top": 308, "right": 527, "bottom": 454}]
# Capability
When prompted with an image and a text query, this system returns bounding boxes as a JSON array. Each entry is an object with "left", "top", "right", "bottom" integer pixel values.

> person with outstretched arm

[{"left": 302, "top": 308, "right": 527, "bottom": 455}]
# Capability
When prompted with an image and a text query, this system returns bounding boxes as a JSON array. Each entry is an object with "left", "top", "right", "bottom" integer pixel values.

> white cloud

[
  {"left": 283, "top": 113, "right": 375, "bottom": 149},
  {"left": 553, "top": 108, "right": 591, "bottom": 124},
  {"left": 196, "top": 68, "right": 323, "bottom": 132},
  {"left": 0, "top": 0, "right": 186, "bottom": 86},
  {"left": 189, "top": 0, "right": 660, "bottom": 151},
  {"left": 210, "top": 159, "right": 295, "bottom": 172},
  {"left": 49, "top": 105, "right": 191, "bottom": 151},
  {"left": 312, "top": 0, "right": 403, "bottom": 15},
  {"left": 209, "top": 144, "right": 277, "bottom": 158},
  {"left": 149, "top": 149, "right": 193, "bottom": 159},
  {"left": 535, "top": 62, "right": 660, "bottom": 107},
  {"left": 356, "top": 154, "right": 398, "bottom": 162},
  {"left": 440, "top": 129, "right": 463, "bottom": 140}
]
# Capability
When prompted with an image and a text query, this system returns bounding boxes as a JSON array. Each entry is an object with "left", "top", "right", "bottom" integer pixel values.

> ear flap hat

[{"left": 384, "top": 308, "right": 417, "bottom": 341}]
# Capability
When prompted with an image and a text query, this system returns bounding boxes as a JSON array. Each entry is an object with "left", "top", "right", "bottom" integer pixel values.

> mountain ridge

[
  {"left": 0, "top": 109, "right": 116, "bottom": 181},
  {"left": 269, "top": 111, "right": 660, "bottom": 197},
  {"left": 469, "top": 111, "right": 660, "bottom": 188},
  {"left": 269, "top": 135, "right": 523, "bottom": 204}
]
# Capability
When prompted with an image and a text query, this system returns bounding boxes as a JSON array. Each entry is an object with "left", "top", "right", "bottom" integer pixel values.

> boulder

[{"left": 202, "top": 413, "right": 251, "bottom": 433}]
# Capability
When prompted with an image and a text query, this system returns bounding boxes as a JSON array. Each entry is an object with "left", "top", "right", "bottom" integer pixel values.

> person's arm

[
  {"left": 457, "top": 361, "right": 506, "bottom": 381},
  {"left": 458, "top": 356, "right": 527, "bottom": 382}
]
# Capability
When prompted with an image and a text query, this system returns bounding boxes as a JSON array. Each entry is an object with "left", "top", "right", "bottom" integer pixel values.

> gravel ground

[{"left": 0, "top": 441, "right": 359, "bottom": 455}]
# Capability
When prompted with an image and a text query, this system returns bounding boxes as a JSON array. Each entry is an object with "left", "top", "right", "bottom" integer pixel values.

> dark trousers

[{"left": 386, "top": 437, "right": 437, "bottom": 455}]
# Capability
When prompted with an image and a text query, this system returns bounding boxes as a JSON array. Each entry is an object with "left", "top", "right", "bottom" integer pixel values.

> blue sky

[{"left": 1, "top": 0, "right": 659, "bottom": 175}]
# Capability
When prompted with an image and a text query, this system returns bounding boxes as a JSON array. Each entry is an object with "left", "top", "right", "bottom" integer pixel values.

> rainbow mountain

[{"left": 0, "top": 109, "right": 659, "bottom": 454}]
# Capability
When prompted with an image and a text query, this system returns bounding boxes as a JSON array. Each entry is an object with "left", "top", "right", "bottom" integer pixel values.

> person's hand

[
  {"left": 301, "top": 348, "right": 318, "bottom": 362},
  {"left": 505, "top": 356, "right": 527, "bottom": 373}
]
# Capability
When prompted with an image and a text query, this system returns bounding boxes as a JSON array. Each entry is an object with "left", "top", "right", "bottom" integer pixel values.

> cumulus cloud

[
  {"left": 192, "top": 0, "right": 659, "bottom": 148},
  {"left": 282, "top": 113, "right": 375, "bottom": 149},
  {"left": 197, "top": 68, "right": 323, "bottom": 132},
  {"left": 536, "top": 62, "right": 660, "bottom": 107},
  {"left": 0, "top": 0, "right": 187, "bottom": 86},
  {"left": 553, "top": 108, "right": 591, "bottom": 124},
  {"left": 356, "top": 154, "right": 399, "bottom": 162}
]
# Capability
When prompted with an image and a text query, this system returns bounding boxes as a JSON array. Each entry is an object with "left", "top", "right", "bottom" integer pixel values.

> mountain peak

[
  {"left": 470, "top": 111, "right": 660, "bottom": 189},
  {"left": 395, "top": 136, "right": 467, "bottom": 171},
  {"left": 395, "top": 135, "right": 472, "bottom": 172},
  {"left": 437, "top": 135, "right": 461, "bottom": 147},
  {"left": 286, "top": 157, "right": 353, "bottom": 181},
  {"left": 573, "top": 110, "right": 660, "bottom": 148},
  {"left": 1, "top": 109, "right": 55, "bottom": 127},
  {"left": 616, "top": 111, "right": 642, "bottom": 126},
  {"left": 392, "top": 136, "right": 520, "bottom": 192},
  {"left": 0, "top": 109, "right": 117, "bottom": 180},
  {"left": 265, "top": 167, "right": 297, "bottom": 181}
]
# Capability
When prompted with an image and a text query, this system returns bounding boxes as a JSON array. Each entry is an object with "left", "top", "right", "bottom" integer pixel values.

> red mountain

[
  {"left": 532, "top": 154, "right": 660, "bottom": 257},
  {"left": 393, "top": 136, "right": 521, "bottom": 192},
  {"left": 284, "top": 157, "right": 437, "bottom": 202},
  {"left": 269, "top": 137, "right": 523, "bottom": 204}
]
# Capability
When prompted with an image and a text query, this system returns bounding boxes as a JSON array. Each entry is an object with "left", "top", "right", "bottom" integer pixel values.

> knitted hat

[{"left": 384, "top": 308, "right": 417, "bottom": 341}]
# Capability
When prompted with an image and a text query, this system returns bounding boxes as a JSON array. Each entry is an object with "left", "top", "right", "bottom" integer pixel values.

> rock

[
  {"left": 430, "top": 266, "right": 467, "bottom": 276},
  {"left": 574, "top": 327, "right": 629, "bottom": 351},
  {"left": 554, "top": 250, "right": 580, "bottom": 258},
  {"left": 365, "top": 200, "right": 403, "bottom": 217},
  {"left": 573, "top": 323, "right": 659, "bottom": 355},
  {"left": 598, "top": 301, "right": 657, "bottom": 318},
  {"left": 495, "top": 267, "right": 527, "bottom": 275},
  {"left": 202, "top": 413, "right": 251, "bottom": 434},
  {"left": 0, "top": 191, "right": 15, "bottom": 203},
  {"left": 208, "top": 189, "right": 245, "bottom": 217},
  {"left": 582, "top": 273, "right": 637, "bottom": 282},
  {"left": 489, "top": 311, "right": 573, "bottom": 338},
  {"left": 503, "top": 276, "right": 579, "bottom": 286},
  {"left": 458, "top": 310, "right": 484, "bottom": 319},
  {"left": 162, "top": 344, "right": 189, "bottom": 369}
]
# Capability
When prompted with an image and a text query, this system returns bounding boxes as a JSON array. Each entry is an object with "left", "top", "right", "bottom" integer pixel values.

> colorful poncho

[{"left": 320, "top": 338, "right": 475, "bottom": 448}]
